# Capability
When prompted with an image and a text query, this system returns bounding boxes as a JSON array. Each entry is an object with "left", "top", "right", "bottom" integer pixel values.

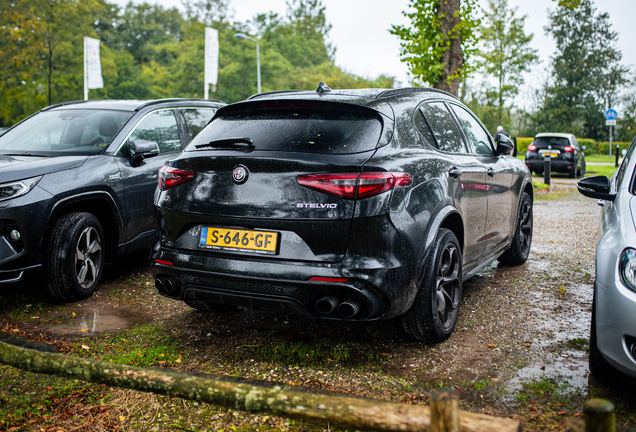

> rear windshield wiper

[{"left": 195, "top": 137, "right": 254, "bottom": 149}]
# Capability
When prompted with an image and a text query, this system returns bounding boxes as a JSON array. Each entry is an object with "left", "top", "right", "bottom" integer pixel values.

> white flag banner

[
  {"left": 84, "top": 37, "right": 103, "bottom": 90},
  {"left": 204, "top": 27, "right": 219, "bottom": 88}
]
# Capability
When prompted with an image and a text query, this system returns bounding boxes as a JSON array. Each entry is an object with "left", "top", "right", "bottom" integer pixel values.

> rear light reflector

[
  {"left": 297, "top": 172, "right": 412, "bottom": 200},
  {"left": 154, "top": 259, "right": 173, "bottom": 266},
  {"left": 158, "top": 166, "right": 195, "bottom": 191},
  {"left": 310, "top": 277, "right": 349, "bottom": 283},
  {"left": 527, "top": 144, "right": 536, "bottom": 152},
  {"left": 564, "top": 146, "right": 574, "bottom": 152}
]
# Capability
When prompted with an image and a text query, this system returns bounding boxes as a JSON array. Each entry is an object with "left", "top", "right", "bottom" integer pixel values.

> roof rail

[
  {"left": 41, "top": 100, "right": 89, "bottom": 111},
  {"left": 246, "top": 90, "right": 306, "bottom": 100},
  {"left": 135, "top": 98, "right": 224, "bottom": 111},
  {"left": 377, "top": 87, "right": 457, "bottom": 100}
]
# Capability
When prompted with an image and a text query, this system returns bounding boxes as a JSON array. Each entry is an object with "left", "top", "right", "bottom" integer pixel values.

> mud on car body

[
  {"left": 151, "top": 85, "right": 534, "bottom": 342},
  {"left": 0, "top": 98, "right": 223, "bottom": 302}
]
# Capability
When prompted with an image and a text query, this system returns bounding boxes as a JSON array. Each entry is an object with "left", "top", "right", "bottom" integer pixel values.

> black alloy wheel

[
  {"left": 498, "top": 192, "right": 533, "bottom": 265},
  {"left": 47, "top": 212, "right": 105, "bottom": 302},
  {"left": 403, "top": 228, "right": 462, "bottom": 342}
]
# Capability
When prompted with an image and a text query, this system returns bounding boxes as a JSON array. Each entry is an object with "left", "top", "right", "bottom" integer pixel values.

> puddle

[
  {"left": 43, "top": 311, "right": 129, "bottom": 335},
  {"left": 506, "top": 282, "right": 594, "bottom": 394}
]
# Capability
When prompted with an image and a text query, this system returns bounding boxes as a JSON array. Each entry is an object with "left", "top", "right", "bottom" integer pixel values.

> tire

[
  {"left": 498, "top": 192, "right": 533, "bottom": 265},
  {"left": 47, "top": 212, "right": 105, "bottom": 302},
  {"left": 402, "top": 228, "right": 462, "bottom": 342},
  {"left": 184, "top": 299, "right": 238, "bottom": 314},
  {"left": 589, "top": 290, "right": 613, "bottom": 379},
  {"left": 569, "top": 163, "right": 577, "bottom": 178}
]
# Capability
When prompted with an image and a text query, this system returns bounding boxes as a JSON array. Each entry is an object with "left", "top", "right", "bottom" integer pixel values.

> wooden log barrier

[{"left": 0, "top": 339, "right": 521, "bottom": 432}]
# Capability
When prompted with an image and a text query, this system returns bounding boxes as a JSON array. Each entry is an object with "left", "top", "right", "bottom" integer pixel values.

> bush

[
  {"left": 516, "top": 137, "right": 533, "bottom": 153},
  {"left": 595, "top": 141, "right": 630, "bottom": 155},
  {"left": 577, "top": 138, "right": 596, "bottom": 155}
]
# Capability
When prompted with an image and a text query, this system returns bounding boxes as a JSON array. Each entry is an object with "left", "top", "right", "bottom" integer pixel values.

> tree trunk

[
  {"left": 433, "top": 0, "right": 463, "bottom": 96},
  {"left": 0, "top": 339, "right": 521, "bottom": 432}
]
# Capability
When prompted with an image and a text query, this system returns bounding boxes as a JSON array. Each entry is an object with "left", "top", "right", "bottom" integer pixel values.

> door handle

[
  {"left": 487, "top": 168, "right": 495, "bottom": 177},
  {"left": 448, "top": 167, "right": 462, "bottom": 179}
]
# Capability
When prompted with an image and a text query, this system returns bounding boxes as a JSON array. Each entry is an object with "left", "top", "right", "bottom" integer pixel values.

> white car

[{"left": 578, "top": 136, "right": 636, "bottom": 378}]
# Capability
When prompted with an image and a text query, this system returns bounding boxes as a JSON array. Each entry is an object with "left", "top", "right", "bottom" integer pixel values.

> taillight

[
  {"left": 528, "top": 144, "right": 536, "bottom": 152},
  {"left": 158, "top": 166, "right": 195, "bottom": 191},
  {"left": 564, "top": 146, "right": 574, "bottom": 153},
  {"left": 297, "top": 172, "right": 412, "bottom": 200}
]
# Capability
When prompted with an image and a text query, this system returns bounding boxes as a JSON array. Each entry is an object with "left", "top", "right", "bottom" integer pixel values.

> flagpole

[{"left": 83, "top": 37, "right": 88, "bottom": 100}]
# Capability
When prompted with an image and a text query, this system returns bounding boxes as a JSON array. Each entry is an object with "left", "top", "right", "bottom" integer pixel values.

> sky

[{"left": 112, "top": 0, "right": 636, "bottom": 108}]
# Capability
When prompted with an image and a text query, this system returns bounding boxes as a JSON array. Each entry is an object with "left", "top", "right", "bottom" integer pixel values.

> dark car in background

[
  {"left": 525, "top": 132, "right": 586, "bottom": 178},
  {"left": 0, "top": 98, "right": 223, "bottom": 302},
  {"left": 151, "top": 85, "right": 534, "bottom": 342}
]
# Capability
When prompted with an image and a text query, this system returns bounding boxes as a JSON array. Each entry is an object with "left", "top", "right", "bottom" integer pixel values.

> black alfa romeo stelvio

[{"left": 151, "top": 84, "right": 534, "bottom": 342}]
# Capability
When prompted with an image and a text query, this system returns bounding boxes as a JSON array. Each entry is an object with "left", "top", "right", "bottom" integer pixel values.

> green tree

[
  {"left": 536, "top": 0, "right": 627, "bottom": 139},
  {"left": 390, "top": 0, "right": 480, "bottom": 95},
  {"left": 478, "top": 0, "right": 538, "bottom": 127}
]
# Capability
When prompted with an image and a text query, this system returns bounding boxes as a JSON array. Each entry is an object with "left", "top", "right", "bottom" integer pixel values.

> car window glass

[
  {"left": 413, "top": 108, "right": 437, "bottom": 148},
  {"left": 450, "top": 105, "right": 494, "bottom": 156},
  {"left": 0, "top": 109, "right": 132, "bottom": 156},
  {"left": 181, "top": 108, "right": 217, "bottom": 140},
  {"left": 128, "top": 110, "right": 180, "bottom": 154},
  {"left": 419, "top": 103, "right": 467, "bottom": 153},
  {"left": 617, "top": 139, "right": 636, "bottom": 191},
  {"left": 187, "top": 103, "right": 382, "bottom": 154}
]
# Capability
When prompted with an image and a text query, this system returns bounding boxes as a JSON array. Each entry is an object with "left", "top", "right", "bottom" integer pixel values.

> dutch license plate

[
  {"left": 199, "top": 227, "right": 278, "bottom": 254},
  {"left": 540, "top": 150, "right": 559, "bottom": 158}
]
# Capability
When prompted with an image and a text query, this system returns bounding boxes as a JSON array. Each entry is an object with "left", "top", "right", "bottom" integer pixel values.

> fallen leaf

[
  {"left": 31, "top": 316, "right": 40, "bottom": 319},
  {"left": 119, "top": 416, "right": 126, "bottom": 422},
  {"left": 79, "top": 329, "right": 86, "bottom": 333},
  {"left": 81, "top": 345, "right": 90, "bottom": 350},
  {"left": 491, "top": 378, "right": 499, "bottom": 382},
  {"left": 488, "top": 344, "right": 495, "bottom": 349},
  {"left": 574, "top": 413, "right": 581, "bottom": 417},
  {"left": 525, "top": 343, "right": 530, "bottom": 347},
  {"left": 558, "top": 411, "right": 567, "bottom": 415},
  {"left": 380, "top": 353, "right": 391, "bottom": 357}
]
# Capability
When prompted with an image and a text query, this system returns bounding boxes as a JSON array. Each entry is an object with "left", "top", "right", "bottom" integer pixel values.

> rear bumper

[
  {"left": 525, "top": 156, "right": 575, "bottom": 173},
  {"left": 151, "top": 258, "right": 389, "bottom": 320}
]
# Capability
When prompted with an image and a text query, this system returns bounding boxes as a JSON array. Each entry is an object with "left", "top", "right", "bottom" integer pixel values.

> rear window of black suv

[{"left": 186, "top": 101, "right": 383, "bottom": 154}]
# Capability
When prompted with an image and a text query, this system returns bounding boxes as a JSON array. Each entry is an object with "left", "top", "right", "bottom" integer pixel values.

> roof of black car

[
  {"left": 42, "top": 98, "right": 225, "bottom": 112},
  {"left": 245, "top": 87, "right": 456, "bottom": 107}
]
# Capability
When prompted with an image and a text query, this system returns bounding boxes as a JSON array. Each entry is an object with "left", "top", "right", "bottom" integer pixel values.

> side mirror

[
  {"left": 130, "top": 139, "right": 159, "bottom": 167},
  {"left": 495, "top": 134, "right": 514, "bottom": 156},
  {"left": 577, "top": 175, "right": 615, "bottom": 201}
]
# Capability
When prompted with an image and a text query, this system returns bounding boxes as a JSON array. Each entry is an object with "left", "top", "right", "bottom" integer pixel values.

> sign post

[
  {"left": 84, "top": 37, "right": 103, "bottom": 100},
  {"left": 605, "top": 109, "right": 618, "bottom": 157},
  {"left": 204, "top": 28, "right": 219, "bottom": 100}
]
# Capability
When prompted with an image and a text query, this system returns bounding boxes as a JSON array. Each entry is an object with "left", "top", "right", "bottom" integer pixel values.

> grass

[
  {"left": 232, "top": 341, "right": 390, "bottom": 368},
  {"left": 72, "top": 324, "right": 185, "bottom": 368}
]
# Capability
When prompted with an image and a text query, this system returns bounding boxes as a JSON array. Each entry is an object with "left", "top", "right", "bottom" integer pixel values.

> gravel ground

[{"left": 3, "top": 188, "right": 636, "bottom": 431}]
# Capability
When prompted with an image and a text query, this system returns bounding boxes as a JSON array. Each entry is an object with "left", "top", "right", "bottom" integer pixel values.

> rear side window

[
  {"left": 181, "top": 108, "right": 217, "bottom": 140},
  {"left": 187, "top": 103, "right": 382, "bottom": 154},
  {"left": 419, "top": 103, "right": 467, "bottom": 153}
]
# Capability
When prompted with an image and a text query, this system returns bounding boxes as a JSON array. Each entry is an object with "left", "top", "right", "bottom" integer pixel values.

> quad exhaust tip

[
  {"left": 338, "top": 299, "right": 361, "bottom": 318},
  {"left": 316, "top": 295, "right": 339, "bottom": 315},
  {"left": 315, "top": 296, "right": 362, "bottom": 318},
  {"left": 155, "top": 277, "right": 178, "bottom": 296}
]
